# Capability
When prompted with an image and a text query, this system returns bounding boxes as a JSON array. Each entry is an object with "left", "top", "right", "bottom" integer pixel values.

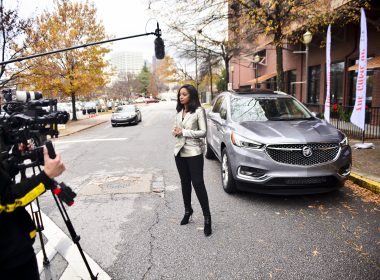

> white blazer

[{"left": 173, "top": 107, "right": 207, "bottom": 157}]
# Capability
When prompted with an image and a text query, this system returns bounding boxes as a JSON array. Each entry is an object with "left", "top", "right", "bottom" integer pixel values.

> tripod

[
  {"left": 30, "top": 186, "right": 98, "bottom": 280},
  {"left": 23, "top": 142, "right": 98, "bottom": 280}
]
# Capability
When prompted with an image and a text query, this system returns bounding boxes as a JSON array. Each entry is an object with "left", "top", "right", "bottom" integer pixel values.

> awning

[
  {"left": 348, "top": 56, "right": 380, "bottom": 71},
  {"left": 248, "top": 72, "right": 276, "bottom": 84}
]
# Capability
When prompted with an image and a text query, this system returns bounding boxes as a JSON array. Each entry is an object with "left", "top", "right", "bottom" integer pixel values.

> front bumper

[
  {"left": 227, "top": 143, "right": 352, "bottom": 194},
  {"left": 111, "top": 116, "right": 138, "bottom": 125}
]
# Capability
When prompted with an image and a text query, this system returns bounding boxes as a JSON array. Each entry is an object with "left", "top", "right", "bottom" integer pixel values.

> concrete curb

[
  {"left": 59, "top": 119, "right": 109, "bottom": 137},
  {"left": 349, "top": 172, "right": 380, "bottom": 194}
]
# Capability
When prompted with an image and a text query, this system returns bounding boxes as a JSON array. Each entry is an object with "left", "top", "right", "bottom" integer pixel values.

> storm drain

[{"left": 79, "top": 174, "right": 153, "bottom": 195}]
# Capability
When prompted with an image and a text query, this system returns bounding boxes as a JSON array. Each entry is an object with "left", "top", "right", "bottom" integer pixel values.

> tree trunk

[
  {"left": 224, "top": 57, "right": 229, "bottom": 91},
  {"left": 71, "top": 92, "right": 77, "bottom": 121},
  {"left": 209, "top": 53, "right": 213, "bottom": 100},
  {"left": 276, "top": 46, "right": 284, "bottom": 91}
]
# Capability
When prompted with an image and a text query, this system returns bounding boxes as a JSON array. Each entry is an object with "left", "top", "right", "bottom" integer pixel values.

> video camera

[
  {"left": 1, "top": 89, "right": 69, "bottom": 145},
  {"left": 0, "top": 88, "right": 74, "bottom": 205}
]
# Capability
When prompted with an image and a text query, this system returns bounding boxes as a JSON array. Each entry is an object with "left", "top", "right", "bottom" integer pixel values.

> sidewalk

[
  {"left": 349, "top": 138, "right": 380, "bottom": 194},
  {"left": 57, "top": 113, "right": 380, "bottom": 194},
  {"left": 58, "top": 112, "right": 111, "bottom": 137}
]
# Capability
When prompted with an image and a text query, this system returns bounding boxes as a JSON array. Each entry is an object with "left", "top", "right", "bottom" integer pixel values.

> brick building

[{"left": 229, "top": 2, "right": 380, "bottom": 138}]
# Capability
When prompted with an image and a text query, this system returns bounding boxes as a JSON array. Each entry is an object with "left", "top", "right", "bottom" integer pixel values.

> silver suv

[{"left": 205, "top": 90, "right": 352, "bottom": 195}]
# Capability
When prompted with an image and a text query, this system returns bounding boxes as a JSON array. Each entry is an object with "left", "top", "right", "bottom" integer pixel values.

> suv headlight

[
  {"left": 340, "top": 135, "right": 348, "bottom": 147},
  {"left": 230, "top": 132, "right": 264, "bottom": 149}
]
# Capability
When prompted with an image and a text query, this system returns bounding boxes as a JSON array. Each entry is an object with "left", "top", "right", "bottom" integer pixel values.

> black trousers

[
  {"left": 2, "top": 255, "right": 39, "bottom": 280},
  {"left": 175, "top": 154, "right": 210, "bottom": 216}
]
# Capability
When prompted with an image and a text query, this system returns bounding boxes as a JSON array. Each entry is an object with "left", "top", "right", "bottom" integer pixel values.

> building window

[
  {"left": 307, "top": 65, "right": 320, "bottom": 104},
  {"left": 286, "top": 70, "right": 296, "bottom": 96},
  {"left": 266, "top": 76, "right": 277, "bottom": 90},
  {"left": 349, "top": 59, "right": 373, "bottom": 107},
  {"left": 330, "top": 62, "right": 344, "bottom": 105}
]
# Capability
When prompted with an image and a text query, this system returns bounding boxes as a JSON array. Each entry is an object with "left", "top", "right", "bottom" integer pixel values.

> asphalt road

[{"left": 36, "top": 101, "right": 379, "bottom": 280}]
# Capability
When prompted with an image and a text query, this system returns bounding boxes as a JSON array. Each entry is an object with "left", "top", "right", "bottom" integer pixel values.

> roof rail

[{"left": 274, "top": 91, "right": 288, "bottom": 95}]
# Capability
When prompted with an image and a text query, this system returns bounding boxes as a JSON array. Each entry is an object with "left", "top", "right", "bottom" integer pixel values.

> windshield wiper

[{"left": 268, "top": 117, "right": 313, "bottom": 121}]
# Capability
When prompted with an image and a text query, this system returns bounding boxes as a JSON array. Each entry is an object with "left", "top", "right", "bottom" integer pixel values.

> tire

[
  {"left": 221, "top": 148, "right": 237, "bottom": 193},
  {"left": 204, "top": 140, "right": 215, "bottom": 159},
  {"left": 112, "top": 124, "right": 117, "bottom": 127}
]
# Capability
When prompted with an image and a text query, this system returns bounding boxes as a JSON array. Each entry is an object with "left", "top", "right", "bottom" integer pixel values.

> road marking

[
  {"left": 28, "top": 203, "right": 111, "bottom": 280},
  {"left": 36, "top": 241, "right": 57, "bottom": 274},
  {"left": 53, "top": 138, "right": 127, "bottom": 144}
]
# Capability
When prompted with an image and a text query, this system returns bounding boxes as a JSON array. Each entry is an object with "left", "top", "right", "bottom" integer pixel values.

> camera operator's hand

[{"left": 43, "top": 147, "right": 65, "bottom": 179}]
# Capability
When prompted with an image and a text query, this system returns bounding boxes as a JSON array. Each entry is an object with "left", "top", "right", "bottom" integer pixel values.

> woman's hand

[{"left": 173, "top": 127, "right": 182, "bottom": 137}]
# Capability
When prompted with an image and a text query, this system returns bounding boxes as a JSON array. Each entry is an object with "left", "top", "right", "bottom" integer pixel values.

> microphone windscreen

[{"left": 154, "top": 37, "right": 165, "bottom": 59}]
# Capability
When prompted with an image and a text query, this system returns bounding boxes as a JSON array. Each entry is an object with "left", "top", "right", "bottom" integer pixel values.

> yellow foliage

[{"left": 22, "top": 0, "right": 110, "bottom": 99}]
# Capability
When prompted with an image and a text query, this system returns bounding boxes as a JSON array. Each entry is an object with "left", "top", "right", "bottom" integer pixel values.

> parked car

[
  {"left": 111, "top": 105, "right": 142, "bottom": 127},
  {"left": 134, "top": 97, "right": 146, "bottom": 103},
  {"left": 205, "top": 89, "right": 352, "bottom": 195},
  {"left": 57, "top": 102, "right": 73, "bottom": 113},
  {"left": 57, "top": 102, "right": 71, "bottom": 119},
  {"left": 144, "top": 98, "right": 160, "bottom": 104},
  {"left": 107, "top": 101, "right": 114, "bottom": 110},
  {"left": 82, "top": 101, "right": 98, "bottom": 114}
]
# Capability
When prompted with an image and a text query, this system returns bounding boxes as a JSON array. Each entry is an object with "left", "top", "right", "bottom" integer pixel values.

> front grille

[
  {"left": 266, "top": 143, "right": 340, "bottom": 166},
  {"left": 268, "top": 176, "right": 339, "bottom": 186}
]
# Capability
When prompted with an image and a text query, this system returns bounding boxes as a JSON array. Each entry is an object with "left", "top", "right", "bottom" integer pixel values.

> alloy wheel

[{"left": 222, "top": 153, "right": 229, "bottom": 187}]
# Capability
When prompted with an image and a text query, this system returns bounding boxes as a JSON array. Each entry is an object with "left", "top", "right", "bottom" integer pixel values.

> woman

[{"left": 172, "top": 84, "right": 212, "bottom": 236}]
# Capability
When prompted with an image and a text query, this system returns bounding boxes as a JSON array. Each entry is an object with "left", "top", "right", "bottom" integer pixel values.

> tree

[
  {"left": 156, "top": 55, "right": 179, "bottom": 83},
  {"left": 107, "top": 75, "right": 131, "bottom": 100},
  {"left": 148, "top": 0, "right": 251, "bottom": 90},
  {"left": 136, "top": 64, "right": 151, "bottom": 96},
  {"left": 22, "top": 0, "right": 110, "bottom": 120},
  {"left": 234, "top": 0, "right": 370, "bottom": 91},
  {"left": 217, "top": 68, "right": 227, "bottom": 93},
  {"left": 148, "top": 71, "right": 158, "bottom": 98},
  {"left": 0, "top": 0, "right": 32, "bottom": 89}
]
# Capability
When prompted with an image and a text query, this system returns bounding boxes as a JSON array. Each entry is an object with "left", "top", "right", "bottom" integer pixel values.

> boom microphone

[
  {"left": 154, "top": 23, "right": 165, "bottom": 59},
  {"left": 155, "top": 37, "right": 165, "bottom": 59}
]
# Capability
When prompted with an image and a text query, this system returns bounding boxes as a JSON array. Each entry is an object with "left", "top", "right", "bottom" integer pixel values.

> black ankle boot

[
  {"left": 180, "top": 208, "right": 193, "bottom": 225},
  {"left": 204, "top": 215, "right": 212, "bottom": 236}
]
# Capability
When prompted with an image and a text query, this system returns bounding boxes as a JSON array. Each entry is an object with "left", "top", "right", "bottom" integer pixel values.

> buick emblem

[{"left": 302, "top": 146, "right": 313, "bottom": 157}]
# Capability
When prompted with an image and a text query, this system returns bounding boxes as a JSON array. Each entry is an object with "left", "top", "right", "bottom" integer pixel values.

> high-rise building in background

[{"left": 110, "top": 51, "right": 145, "bottom": 79}]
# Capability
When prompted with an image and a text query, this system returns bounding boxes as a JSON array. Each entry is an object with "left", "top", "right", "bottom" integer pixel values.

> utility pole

[{"left": 208, "top": 50, "right": 213, "bottom": 99}]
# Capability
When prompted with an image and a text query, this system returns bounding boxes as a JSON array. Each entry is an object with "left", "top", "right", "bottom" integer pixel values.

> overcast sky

[{"left": 6, "top": 0, "right": 164, "bottom": 61}]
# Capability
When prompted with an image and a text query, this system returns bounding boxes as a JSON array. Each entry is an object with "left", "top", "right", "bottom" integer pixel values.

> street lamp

[
  {"left": 302, "top": 30, "right": 313, "bottom": 102},
  {"left": 253, "top": 55, "right": 261, "bottom": 89},
  {"left": 194, "top": 29, "right": 202, "bottom": 93}
]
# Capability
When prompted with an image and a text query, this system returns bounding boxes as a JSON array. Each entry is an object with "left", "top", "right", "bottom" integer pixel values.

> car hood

[
  {"left": 113, "top": 112, "right": 135, "bottom": 117},
  {"left": 237, "top": 119, "right": 343, "bottom": 144}
]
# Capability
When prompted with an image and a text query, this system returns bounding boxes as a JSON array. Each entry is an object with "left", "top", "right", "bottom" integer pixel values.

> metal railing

[{"left": 304, "top": 104, "right": 380, "bottom": 139}]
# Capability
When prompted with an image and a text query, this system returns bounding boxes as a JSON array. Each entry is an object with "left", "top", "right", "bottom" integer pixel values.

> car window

[
  {"left": 212, "top": 96, "right": 225, "bottom": 113},
  {"left": 116, "top": 105, "right": 135, "bottom": 112},
  {"left": 230, "top": 96, "right": 312, "bottom": 122},
  {"left": 219, "top": 99, "right": 228, "bottom": 120}
]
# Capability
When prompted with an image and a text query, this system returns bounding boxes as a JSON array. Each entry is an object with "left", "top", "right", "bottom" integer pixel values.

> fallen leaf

[{"left": 312, "top": 249, "right": 320, "bottom": 256}]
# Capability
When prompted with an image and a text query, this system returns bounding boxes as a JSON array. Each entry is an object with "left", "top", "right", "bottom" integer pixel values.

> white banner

[
  {"left": 324, "top": 25, "right": 331, "bottom": 123},
  {"left": 350, "top": 8, "right": 367, "bottom": 130}
]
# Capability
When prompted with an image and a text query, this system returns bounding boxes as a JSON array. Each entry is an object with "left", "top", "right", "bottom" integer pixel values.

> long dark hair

[{"left": 176, "top": 84, "right": 201, "bottom": 113}]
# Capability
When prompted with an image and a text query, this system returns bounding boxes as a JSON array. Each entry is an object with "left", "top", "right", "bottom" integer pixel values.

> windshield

[
  {"left": 116, "top": 106, "right": 135, "bottom": 113},
  {"left": 230, "top": 96, "right": 313, "bottom": 122}
]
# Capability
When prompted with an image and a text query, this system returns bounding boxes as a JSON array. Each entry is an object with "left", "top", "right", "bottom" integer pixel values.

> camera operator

[{"left": 0, "top": 146, "right": 65, "bottom": 279}]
